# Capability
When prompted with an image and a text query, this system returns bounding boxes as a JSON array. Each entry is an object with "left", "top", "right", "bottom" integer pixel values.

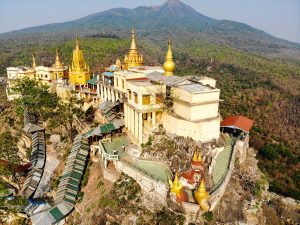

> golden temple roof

[
  {"left": 124, "top": 29, "right": 143, "bottom": 68},
  {"left": 163, "top": 35, "right": 175, "bottom": 76}
]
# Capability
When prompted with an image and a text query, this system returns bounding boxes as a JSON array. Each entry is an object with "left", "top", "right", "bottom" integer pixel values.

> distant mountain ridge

[{"left": 0, "top": 0, "right": 299, "bottom": 57}]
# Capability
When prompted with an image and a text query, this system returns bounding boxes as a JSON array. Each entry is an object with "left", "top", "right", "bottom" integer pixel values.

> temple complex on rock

[{"left": 6, "top": 29, "right": 254, "bottom": 221}]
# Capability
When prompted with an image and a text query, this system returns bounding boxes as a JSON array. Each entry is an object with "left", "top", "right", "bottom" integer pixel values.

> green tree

[
  {"left": 50, "top": 91, "right": 84, "bottom": 141},
  {"left": 12, "top": 77, "right": 58, "bottom": 122},
  {"left": 0, "top": 131, "right": 21, "bottom": 190}
]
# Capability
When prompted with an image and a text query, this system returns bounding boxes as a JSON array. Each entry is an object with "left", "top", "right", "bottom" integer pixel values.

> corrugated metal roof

[
  {"left": 87, "top": 77, "right": 97, "bottom": 85},
  {"left": 146, "top": 71, "right": 188, "bottom": 86},
  {"left": 49, "top": 207, "right": 64, "bottom": 221}
]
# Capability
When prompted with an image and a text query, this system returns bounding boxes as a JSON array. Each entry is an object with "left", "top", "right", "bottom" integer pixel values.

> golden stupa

[
  {"left": 163, "top": 35, "right": 175, "bottom": 76},
  {"left": 53, "top": 49, "right": 63, "bottom": 69},
  {"left": 32, "top": 52, "right": 37, "bottom": 69},
  {"left": 124, "top": 29, "right": 143, "bottom": 68},
  {"left": 169, "top": 172, "right": 183, "bottom": 196},
  {"left": 115, "top": 58, "right": 122, "bottom": 69},
  {"left": 69, "top": 36, "right": 90, "bottom": 85},
  {"left": 194, "top": 178, "right": 210, "bottom": 211}
]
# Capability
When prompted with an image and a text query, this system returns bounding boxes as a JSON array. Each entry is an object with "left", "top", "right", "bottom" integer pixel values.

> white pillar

[
  {"left": 124, "top": 103, "right": 128, "bottom": 128},
  {"left": 130, "top": 108, "right": 135, "bottom": 136},
  {"left": 104, "top": 158, "right": 107, "bottom": 169},
  {"left": 112, "top": 89, "right": 115, "bottom": 102},
  {"left": 139, "top": 113, "right": 143, "bottom": 145},
  {"left": 134, "top": 111, "right": 139, "bottom": 139},
  {"left": 100, "top": 86, "right": 104, "bottom": 100},
  {"left": 128, "top": 105, "right": 131, "bottom": 131}
]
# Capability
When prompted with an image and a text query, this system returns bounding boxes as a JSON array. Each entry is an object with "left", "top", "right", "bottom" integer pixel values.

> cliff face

[{"left": 212, "top": 147, "right": 300, "bottom": 225}]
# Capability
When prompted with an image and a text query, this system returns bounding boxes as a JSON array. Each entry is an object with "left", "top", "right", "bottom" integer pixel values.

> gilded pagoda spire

[
  {"left": 124, "top": 29, "right": 143, "bottom": 68},
  {"left": 53, "top": 48, "right": 62, "bottom": 68},
  {"left": 69, "top": 35, "right": 90, "bottom": 85},
  {"left": 163, "top": 34, "right": 175, "bottom": 76},
  {"left": 169, "top": 171, "right": 183, "bottom": 196},
  {"left": 194, "top": 178, "right": 210, "bottom": 211},
  {"left": 75, "top": 35, "right": 80, "bottom": 50},
  {"left": 32, "top": 51, "right": 37, "bottom": 69},
  {"left": 115, "top": 58, "right": 121, "bottom": 69},
  {"left": 130, "top": 29, "right": 137, "bottom": 50}
]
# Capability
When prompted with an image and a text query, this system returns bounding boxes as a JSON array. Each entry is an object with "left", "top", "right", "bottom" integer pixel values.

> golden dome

[
  {"left": 169, "top": 171, "right": 183, "bottom": 196},
  {"left": 163, "top": 35, "right": 175, "bottom": 76}
]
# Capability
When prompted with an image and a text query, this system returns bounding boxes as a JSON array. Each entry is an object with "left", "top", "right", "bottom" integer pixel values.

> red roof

[{"left": 220, "top": 115, "right": 254, "bottom": 132}]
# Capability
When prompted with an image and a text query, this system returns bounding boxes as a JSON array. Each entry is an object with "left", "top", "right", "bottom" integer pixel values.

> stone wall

[{"left": 113, "top": 160, "right": 168, "bottom": 207}]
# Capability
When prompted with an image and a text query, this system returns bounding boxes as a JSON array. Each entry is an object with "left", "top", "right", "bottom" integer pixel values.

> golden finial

[
  {"left": 163, "top": 34, "right": 175, "bottom": 76},
  {"left": 169, "top": 171, "right": 183, "bottom": 196},
  {"left": 75, "top": 35, "right": 80, "bottom": 50},
  {"left": 130, "top": 29, "right": 137, "bottom": 50},
  {"left": 32, "top": 51, "right": 37, "bottom": 69}
]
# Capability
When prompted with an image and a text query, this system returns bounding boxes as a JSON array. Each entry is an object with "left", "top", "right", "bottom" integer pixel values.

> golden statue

[
  {"left": 124, "top": 29, "right": 143, "bottom": 68},
  {"left": 163, "top": 35, "right": 175, "bottom": 76}
]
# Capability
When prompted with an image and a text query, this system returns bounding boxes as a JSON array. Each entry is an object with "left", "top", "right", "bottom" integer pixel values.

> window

[
  {"left": 128, "top": 90, "right": 132, "bottom": 100},
  {"left": 45, "top": 74, "right": 48, "bottom": 78},
  {"left": 134, "top": 93, "right": 138, "bottom": 103},
  {"left": 142, "top": 95, "right": 151, "bottom": 105},
  {"left": 156, "top": 94, "right": 163, "bottom": 104},
  {"left": 122, "top": 80, "right": 125, "bottom": 89},
  {"left": 116, "top": 78, "right": 119, "bottom": 87}
]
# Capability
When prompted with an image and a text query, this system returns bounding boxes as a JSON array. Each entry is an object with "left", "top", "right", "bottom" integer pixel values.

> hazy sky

[{"left": 0, "top": 0, "right": 299, "bottom": 43}]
